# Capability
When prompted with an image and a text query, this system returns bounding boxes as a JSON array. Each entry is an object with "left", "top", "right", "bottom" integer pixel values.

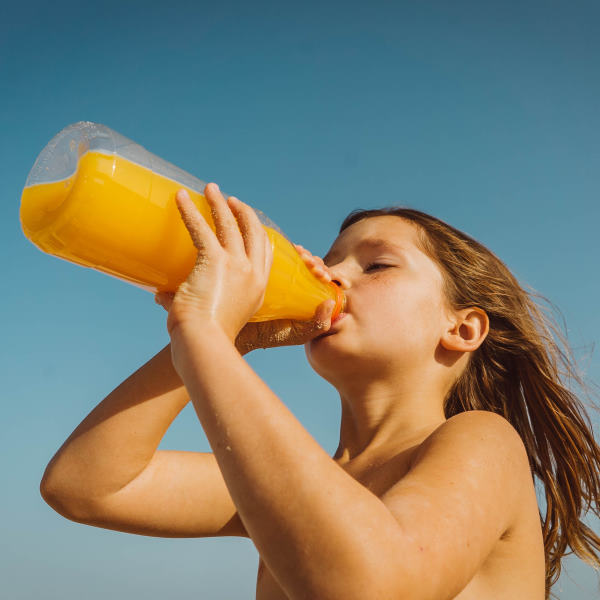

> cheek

[{"left": 360, "top": 279, "right": 443, "bottom": 344}]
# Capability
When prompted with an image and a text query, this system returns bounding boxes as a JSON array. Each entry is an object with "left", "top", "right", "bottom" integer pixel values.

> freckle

[{"left": 419, "top": 546, "right": 424, "bottom": 551}]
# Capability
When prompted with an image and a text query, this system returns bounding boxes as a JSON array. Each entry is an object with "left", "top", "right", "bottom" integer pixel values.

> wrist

[
  {"left": 171, "top": 322, "right": 240, "bottom": 396},
  {"left": 169, "top": 321, "right": 232, "bottom": 358}
]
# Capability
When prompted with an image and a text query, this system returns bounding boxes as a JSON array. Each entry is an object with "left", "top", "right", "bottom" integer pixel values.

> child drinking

[{"left": 41, "top": 183, "right": 600, "bottom": 599}]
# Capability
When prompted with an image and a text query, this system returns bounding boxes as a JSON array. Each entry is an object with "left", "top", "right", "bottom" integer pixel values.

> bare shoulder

[
  {"left": 378, "top": 410, "right": 536, "bottom": 599},
  {"left": 410, "top": 409, "right": 531, "bottom": 475},
  {"left": 405, "top": 409, "right": 534, "bottom": 534}
]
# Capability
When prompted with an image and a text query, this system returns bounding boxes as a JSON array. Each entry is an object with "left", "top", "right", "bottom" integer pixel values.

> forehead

[{"left": 324, "top": 216, "right": 426, "bottom": 262}]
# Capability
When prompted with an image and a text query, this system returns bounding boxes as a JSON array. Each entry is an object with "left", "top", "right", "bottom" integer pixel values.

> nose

[
  {"left": 328, "top": 266, "right": 351, "bottom": 290},
  {"left": 328, "top": 270, "right": 351, "bottom": 315}
]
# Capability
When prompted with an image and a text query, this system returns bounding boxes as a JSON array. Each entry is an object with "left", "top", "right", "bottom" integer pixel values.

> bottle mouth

[{"left": 330, "top": 284, "right": 346, "bottom": 321}]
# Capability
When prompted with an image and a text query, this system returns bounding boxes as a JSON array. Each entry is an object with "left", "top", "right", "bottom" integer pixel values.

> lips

[{"left": 331, "top": 311, "right": 346, "bottom": 324}]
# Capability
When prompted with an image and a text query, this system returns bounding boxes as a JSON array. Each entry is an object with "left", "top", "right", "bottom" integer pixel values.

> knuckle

[{"left": 238, "top": 262, "right": 253, "bottom": 276}]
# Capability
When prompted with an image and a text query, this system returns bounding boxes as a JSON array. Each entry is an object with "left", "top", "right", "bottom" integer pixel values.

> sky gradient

[{"left": 2, "top": 0, "right": 599, "bottom": 597}]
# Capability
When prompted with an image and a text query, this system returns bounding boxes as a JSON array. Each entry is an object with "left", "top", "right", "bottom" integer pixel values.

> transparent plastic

[{"left": 20, "top": 122, "right": 345, "bottom": 322}]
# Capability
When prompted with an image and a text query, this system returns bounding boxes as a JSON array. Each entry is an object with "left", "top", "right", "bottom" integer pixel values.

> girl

[{"left": 41, "top": 183, "right": 600, "bottom": 599}]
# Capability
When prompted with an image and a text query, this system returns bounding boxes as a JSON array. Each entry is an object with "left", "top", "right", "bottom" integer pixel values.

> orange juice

[{"left": 21, "top": 148, "right": 345, "bottom": 322}]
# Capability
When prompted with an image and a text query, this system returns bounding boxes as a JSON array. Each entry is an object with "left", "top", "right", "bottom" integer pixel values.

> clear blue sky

[{"left": 2, "top": 0, "right": 599, "bottom": 597}]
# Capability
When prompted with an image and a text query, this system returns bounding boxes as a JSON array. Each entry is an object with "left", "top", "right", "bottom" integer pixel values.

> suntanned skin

[{"left": 41, "top": 185, "right": 546, "bottom": 599}]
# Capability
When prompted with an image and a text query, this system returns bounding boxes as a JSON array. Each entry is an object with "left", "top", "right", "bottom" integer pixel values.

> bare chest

[
  {"left": 255, "top": 453, "right": 545, "bottom": 600},
  {"left": 256, "top": 455, "right": 413, "bottom": 599}
]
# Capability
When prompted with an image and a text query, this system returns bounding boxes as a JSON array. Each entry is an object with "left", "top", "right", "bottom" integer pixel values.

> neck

[{"left": 332, "top": 371, "right": 448, "bottom": 464}]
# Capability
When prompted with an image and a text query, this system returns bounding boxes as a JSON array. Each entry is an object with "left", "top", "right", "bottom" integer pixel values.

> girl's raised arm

[
  {"left": 40, "top": 343, "right": 249, "bottom": 538},
  {"left": 40, "top": 243, "right": 335, "bottom": 538},
  {"left": 151, "top": 184, "right": 533, "bottom": 599}
]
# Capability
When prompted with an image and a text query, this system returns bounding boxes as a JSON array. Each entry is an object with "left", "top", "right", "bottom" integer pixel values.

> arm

[
  {"left": 173, "top": 330, "right": 528, "bottom": 599},
  {"left": 172, "top": 325, "right": 405, "bottom": 597},
  {"left": 39, "top": 342, "right": 249, "bottom": 537},
  {"left": 41, "top": 241, "right": 333, "bottom": 538},
  {"left": 159, "top": 185, "right": 526, "bottom": 597}
]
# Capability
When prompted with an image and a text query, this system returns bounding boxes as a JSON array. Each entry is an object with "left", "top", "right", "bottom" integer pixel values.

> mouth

[
  {"left": 331, "top": 311, "right": 346, "bottom": 324},
  {"left": 315, "top": 330, "right": 334, "bottom": 339}
]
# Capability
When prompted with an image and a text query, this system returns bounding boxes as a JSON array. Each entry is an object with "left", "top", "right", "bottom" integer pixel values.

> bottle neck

[{"left": 331, "top": 284, "right": 346, "bottom": 321}]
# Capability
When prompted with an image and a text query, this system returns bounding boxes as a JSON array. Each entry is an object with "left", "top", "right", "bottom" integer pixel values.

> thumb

[
  {"left": 311, "top": 299, "right": 336, "bottom": 333},
  {"left": 288, "top": 298, "right": 336, "bottom": 343}
]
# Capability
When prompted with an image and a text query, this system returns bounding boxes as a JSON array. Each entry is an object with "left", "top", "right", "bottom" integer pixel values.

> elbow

[
  {"left": 39, "top": 477, "right": 67, "bottom": 517},
  {"left": 39, "top": 471, "right": 73, "bottom": 519},
  {"left": 39, "top": 467, "right": 96, "bottom": 523}
]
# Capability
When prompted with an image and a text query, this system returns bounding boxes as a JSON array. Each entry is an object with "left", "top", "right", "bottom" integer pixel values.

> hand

[
  {"left": 234, "top": 244, "right": 338, "bottom": 353},
  {"left": 156, "top": 234, "right": 339, "bottom": 353},
  {"left": 155, "top": 183, "right": 273, "bottom": 342}
]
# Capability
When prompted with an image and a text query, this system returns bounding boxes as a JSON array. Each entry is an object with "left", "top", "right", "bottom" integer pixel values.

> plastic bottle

[{"left": 20, "top": 122, "right": 345, "bottom": 322}]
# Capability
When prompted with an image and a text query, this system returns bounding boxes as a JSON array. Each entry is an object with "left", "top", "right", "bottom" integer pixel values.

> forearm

[
  {"left": 171, "top": 326, "right": 403, "bottom": 599},
  {"left": 42, "top": 343, "right": 194, "bottom": 499}
]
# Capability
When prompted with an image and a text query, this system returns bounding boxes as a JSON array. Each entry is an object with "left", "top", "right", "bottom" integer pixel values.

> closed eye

[{"left": 365, "top": 263, "right": 392, "bottom": 272}]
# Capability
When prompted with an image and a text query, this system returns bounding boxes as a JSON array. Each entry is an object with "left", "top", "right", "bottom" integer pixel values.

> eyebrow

[{"left": 322, "top": 238, "right": 408, "bottom": 265}]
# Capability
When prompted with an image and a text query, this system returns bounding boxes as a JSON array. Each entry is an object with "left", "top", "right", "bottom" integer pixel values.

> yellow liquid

[{"left": 20, "top": 151, "right": 344, "bottom": 322}]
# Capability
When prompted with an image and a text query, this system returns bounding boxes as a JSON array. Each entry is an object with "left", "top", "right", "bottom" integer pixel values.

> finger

[
  {"left": 298, "top": 298, "right": 335, "bottom": 329},
  {"left": 295, "top": 245, "right": 325, "bottom": 268},
  {"left": 229, "top": 196, "right": 271, "bottom": 271},
  {"left": 295, "top": 245, "right": 311, "bottom": 258},
  {"left": 299, "top": 299, "right": 335, "bottom": 337},
  {"left": 302, "top": 251, "right": 325, "bottom": 268},
  {"left": 264, "top": 225, "right": 273, "bottom": 273},
  {"left": 227, "top": 196, "right": 265, "bottom": 263},
  {"left": 313, "top": 255, "right": 326, "bottom": 267},
  {"left": 297, "top": 251, "right": 332, "bottom": 282},
  {"left": 204, "top": 183, "right": 245, "bottom": 255},
  {"left": 314, "top": 299, "right": 336, "bottom": 328},
  {"left": 313, "top": 266, "right": 332, "bottom": 283},
  {"left": 175, "top": 189, "right": 222, "bottom": 256}
]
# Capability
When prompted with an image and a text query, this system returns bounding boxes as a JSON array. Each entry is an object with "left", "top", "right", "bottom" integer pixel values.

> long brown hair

[{"left": 337, "top": 207, "right": 600, "bottom": 599}]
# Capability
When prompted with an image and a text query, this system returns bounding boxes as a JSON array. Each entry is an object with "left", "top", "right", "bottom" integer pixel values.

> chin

[{"left": 304, "top": 336, "right": 370, "bottom": 377}]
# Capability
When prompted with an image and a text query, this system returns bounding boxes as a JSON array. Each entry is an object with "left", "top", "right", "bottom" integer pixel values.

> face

[{"left": 305, "top": 216, "right": 453, "bottom": 382}]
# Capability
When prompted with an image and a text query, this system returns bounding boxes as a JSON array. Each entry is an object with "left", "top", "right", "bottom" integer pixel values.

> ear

[{"left": 440, "top": 307, "right": 489, "bottom": 353}]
